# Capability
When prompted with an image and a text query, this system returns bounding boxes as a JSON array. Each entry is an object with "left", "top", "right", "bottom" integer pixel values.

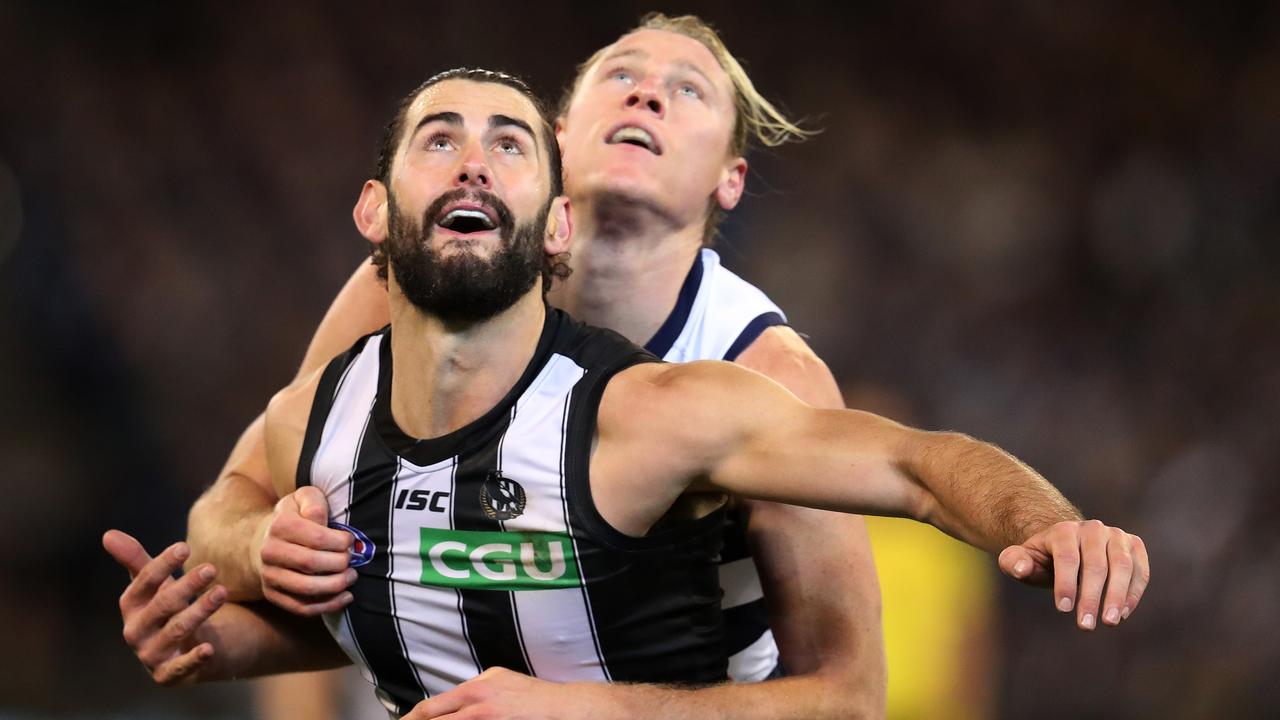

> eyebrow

[
  {"left": 411, "top": 111, "right": 463, "bottom": 138},
  {"left": 410, "top": 111, "right": 535, "bottom": 143},
  {"left": 598, "top": 47, "right": 717, "bottom": 97},
  {"left": 490, "top": 114, "right": 534, "bottom": 138}
]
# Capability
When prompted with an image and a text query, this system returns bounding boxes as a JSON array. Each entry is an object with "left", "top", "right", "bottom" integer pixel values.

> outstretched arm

[
  {"left": 185, "top": 261, "right": 387, "bottom": 610},
  {"left": 600, "top": 360, "right": 1149, "bottom": 631}
]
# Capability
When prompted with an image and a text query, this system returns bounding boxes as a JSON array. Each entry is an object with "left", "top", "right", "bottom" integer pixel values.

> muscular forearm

[
  {"left": 187, "top": 474, "right": 274, "bottom": 600},
  {"left": 907, "top": 431, "right": 1082, "bottom": 552},
  {"left": 201, "top": 601, "right": 349, "bottom": 681},
  {"left": 186, "top": 413, "right": 277, "bottom": 598}
]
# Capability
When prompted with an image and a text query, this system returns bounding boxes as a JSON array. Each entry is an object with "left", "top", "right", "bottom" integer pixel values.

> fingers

[
  {"left": 1074, "top": 520, "right": 1110, "bottom": 630},
  {"left": 262, "top": 565, "right": 356, "bottom": 617},
  {"left": 103, "top": 530, "right": 150, "bottom": 579},
  {"left": 294, "top": 485, "right": 332, "bottom": 526},
  {"left": 258, "top": 492, "right": 356, "bottom": 616},
  {"left": 403, "top": 691, "right": 465, "bottom": 719},
  {"left": 136, "top": 583, "right": 227, "bottom": 673},
  {"left": 998, "top": 544, "right": 1052, "bottom": 586},
  {"left": 123, "top": 563, "right": 218, "bottom": 652},
  {"left": 151, "top": 642, "right": 215, "bottom": 687},
  {"left": 138, "top": 565, "right": 220, "bottom": 635},
  {"left": 119, "top": 542, "right": 189, "bottom": 617},
  {"left": 269, "top": 495, "right": 352, "bottom": 553},
  {"left": 1099, "top": 529, "right": 1134, "bottom": 626},
  {"left": 260, "top": 534, "right": 352, "bottom": 576},
  {"left": 1045, "top": 523, "right": 1081, "bottom": 618},
  {"left": 1124, "top": 535, "right": 1150, "bottom": 619},
  {"left": 1033, "top": 521, "right": 1150, "bottom": 630}
]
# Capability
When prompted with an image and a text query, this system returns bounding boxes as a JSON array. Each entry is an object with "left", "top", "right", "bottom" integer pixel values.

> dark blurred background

[{"left": 1, "top": 1, "right": 1277, "bottom": 717}]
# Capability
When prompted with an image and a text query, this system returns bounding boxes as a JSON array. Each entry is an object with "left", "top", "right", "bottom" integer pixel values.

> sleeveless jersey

[
  {"left": 301, "top": 309, "right": 727, "bottom": 716},
  {"left": 644, "top": 248, "right": 788, "bottom": 681}
]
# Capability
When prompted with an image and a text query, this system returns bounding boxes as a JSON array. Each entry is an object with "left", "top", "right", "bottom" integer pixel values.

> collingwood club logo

[{"left": 479, "top": 470, "right": 526, "bottom": 521}]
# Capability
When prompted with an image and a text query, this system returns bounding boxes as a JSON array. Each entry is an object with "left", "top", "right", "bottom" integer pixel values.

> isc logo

[
  {"left": 395, "top": 489, "right": 450, "bottom": 513},
  {"left": 418, "top": 528, "right": 581, "bottom": 591}
]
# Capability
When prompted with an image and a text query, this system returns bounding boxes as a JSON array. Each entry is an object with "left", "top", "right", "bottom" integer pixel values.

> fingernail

[
  {"left": 174, "top": 545, "right": 190, "bottom": 561},
  {"left": 199, "top": 566, "right": 215, "bottom": 581},
  {"left": 1104, "top": 608, "right": 1119, "bottom": 624},
  {"left": 345, "top": 569, "right": 359, "bottom": 584},
  {"left": 1082, "top": 613, "right": 1095, "bottom": 630},
  {"left": 1057, "top": 597, "right": 1073, "bottom": 612},
  {"left": 341, "top": 592, "right": 354, "bottom": 605},
  {"left": 1014, "top": 560, "right": 1029, "bottom": 576},
  {"left": 1121, "top": 606, "right": 1131, "bottom": 620}
]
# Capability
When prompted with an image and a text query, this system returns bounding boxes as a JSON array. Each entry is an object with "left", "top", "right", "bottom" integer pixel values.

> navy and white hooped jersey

[
  {"left": 645, "top": 248, "right": 788, "bottom": 682},
  {"left": 301, "top": 309, "right": 727, "bottom": 717}
]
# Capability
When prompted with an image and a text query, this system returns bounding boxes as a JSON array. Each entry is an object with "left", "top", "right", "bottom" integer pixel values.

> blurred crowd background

[{"left": 1, "top": 1, "right": 1276, "bottom": 717}]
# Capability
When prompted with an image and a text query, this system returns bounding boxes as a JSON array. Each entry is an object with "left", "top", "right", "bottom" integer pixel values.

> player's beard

[{"left": 385, "top": 188, "right": 549, "bottom": 326}]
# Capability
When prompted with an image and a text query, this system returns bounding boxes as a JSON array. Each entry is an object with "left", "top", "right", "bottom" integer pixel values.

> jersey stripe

[
  {"left": 450, "top": 416, "right": 533, "bottom": 676},
  {"left": 296, "top": 334, "right": 369, "bottom": 489},
  {"left": 394, "top": 456, "right": 480, "bottom": 696},
  {"left": 497, "top": 406, "right": 536, "bottom": 676},
  {"left": 722, "top": 311, "right": 786, "bottom": 362},
  {"left": 643, "top": 253, "right": 704, "bottom": 358},
  {"left": 501, "top": 355, "right": 607, "bottom": 682},
  {"left": 345, "top": 416, "right": 424, "bottom": 715},
  {"left": 388, "top": 457, "right": 430, "bottom": 700}
]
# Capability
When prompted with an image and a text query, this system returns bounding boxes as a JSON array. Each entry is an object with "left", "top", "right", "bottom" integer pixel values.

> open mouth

[
  {"left": 436, "top": 207, "right": 498, "bottom": 234},
  {"left": 606, "top": 126, "right": 662, "bottom": 155}
]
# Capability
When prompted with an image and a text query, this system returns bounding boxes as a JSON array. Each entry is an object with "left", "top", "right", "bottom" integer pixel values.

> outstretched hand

[
  {"left": 103, "top": 530, "right": 227, "bottom": 685},
  {"left": 999, "top": 519, "right": 1150, "bottom": 630}
]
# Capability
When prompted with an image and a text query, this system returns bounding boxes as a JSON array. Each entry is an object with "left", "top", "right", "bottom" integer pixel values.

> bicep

[
  {"left": 295, "top": 261, "right": 388, "bottom": 382},
  {"left": 263, "top": 372, "right": 321, "bottom": 499},
  {"left": 704, "top": 376, "right": 926, "bottom": 519},
  {"left": 214, "top": 413, "right": 272, "bottom": 495}
]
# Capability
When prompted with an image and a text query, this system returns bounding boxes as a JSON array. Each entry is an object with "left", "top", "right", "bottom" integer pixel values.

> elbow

[{"left": 899, "top": 429, "right": 977, "bottom": 524}]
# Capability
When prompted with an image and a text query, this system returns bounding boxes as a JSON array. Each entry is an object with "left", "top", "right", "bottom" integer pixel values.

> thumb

[
  {"left": 294, "top": 486, "right": 331, "bottom": 525},
  {"left": 998, "top": 544, "right": 1052, "bottom": 587},
  {"left": 103, "top": 529, "right": 151, "bottom": 579}
]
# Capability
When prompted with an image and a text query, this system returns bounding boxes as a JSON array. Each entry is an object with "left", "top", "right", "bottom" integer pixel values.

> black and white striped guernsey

[{"left": 300, "top": 308, "right": 728, "bottom": 716}]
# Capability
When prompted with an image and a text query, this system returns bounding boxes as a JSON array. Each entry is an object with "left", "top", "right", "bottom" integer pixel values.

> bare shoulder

[
  {"left": 263, "top": 366, "right": 324, "bottom": 497},
  {"left": 733, "top": 325, "right": 842, "bottom": 408},
  {"left": 601, "top": 361, "right": 753, "bottom": 414}
]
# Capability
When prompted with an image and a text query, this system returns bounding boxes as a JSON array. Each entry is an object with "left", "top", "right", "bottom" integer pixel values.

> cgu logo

[{"left": 418, "top": 528, "right": 580, "bottom": 591}]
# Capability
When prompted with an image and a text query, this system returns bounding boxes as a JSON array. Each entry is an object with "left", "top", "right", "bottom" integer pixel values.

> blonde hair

[
  {"left": 560, "top": 13, "right": 816, "bottom": 156},
  {"left": 557, "top": 14, "right": 817, "bottom": 242}
]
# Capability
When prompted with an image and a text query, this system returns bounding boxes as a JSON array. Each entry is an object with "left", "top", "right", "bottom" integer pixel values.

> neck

[
  {"left": 547, "top": 190, "right": 704, "bottom": 346},
  {"left": 386, "top": 277, "right": 546, "bottom": 440}
]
